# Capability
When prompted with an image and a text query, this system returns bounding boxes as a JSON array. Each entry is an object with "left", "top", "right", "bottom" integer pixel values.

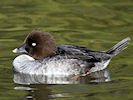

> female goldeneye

[{"left": 12, "top": 30, "right": 130, "bottom": 77}]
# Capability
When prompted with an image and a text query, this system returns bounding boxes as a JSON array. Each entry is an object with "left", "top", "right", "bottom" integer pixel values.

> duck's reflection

[{"left": 13, "top": 69, "right": 111, "bottom": 84}]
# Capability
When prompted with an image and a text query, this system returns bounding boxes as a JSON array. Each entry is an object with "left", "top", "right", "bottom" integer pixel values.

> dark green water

[{"left": 0, "top": 0, "right": 133, "bottom": 100}]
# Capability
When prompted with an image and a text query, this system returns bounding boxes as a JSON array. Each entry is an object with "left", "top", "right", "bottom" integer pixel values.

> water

[{"left": 0, "top": 0, "right": 133, "bottom": 100}]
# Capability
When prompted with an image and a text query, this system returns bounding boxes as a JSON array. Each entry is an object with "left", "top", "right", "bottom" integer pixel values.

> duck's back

[{"left": 55, "top": 44, "right": 111, "bottom": 62}]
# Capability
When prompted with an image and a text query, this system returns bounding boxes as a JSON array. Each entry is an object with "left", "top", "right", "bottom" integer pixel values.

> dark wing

[{"left": 56, "top": 44, "right": 111, "bottom": 62}]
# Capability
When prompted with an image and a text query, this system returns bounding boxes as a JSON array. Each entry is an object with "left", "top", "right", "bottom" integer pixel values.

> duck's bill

[{"left": 12, "top": 43, "right": 28, "bottom": 54}]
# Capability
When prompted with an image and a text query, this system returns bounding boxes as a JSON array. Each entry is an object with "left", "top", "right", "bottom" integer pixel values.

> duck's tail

[{"left": 106, "top": 37, "right": 131, "bottom": 56}]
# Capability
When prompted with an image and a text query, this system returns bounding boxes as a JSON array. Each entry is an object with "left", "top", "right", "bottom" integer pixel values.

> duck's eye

[{"left": 32, "top": 43, "right": 36, "bottom": 47}]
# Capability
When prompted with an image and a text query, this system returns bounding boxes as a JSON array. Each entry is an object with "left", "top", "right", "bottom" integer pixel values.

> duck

[{"left": 12, "top": 30, "right": 130, "bottom": 77}]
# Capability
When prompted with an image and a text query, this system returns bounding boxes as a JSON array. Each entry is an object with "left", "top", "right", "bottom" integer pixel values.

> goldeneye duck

[{"left": 12, "top": 30, "right": 130, "bottom": 77}]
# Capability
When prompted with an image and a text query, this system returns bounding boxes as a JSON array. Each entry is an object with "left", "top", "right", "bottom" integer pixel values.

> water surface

[{"left": 0, "top": 0, "right": 133, "bottom": 100}]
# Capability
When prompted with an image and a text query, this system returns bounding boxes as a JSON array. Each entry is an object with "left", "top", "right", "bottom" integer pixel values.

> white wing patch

[{"left": 90, "top": 59, "right": 111, "bottom": 72}]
